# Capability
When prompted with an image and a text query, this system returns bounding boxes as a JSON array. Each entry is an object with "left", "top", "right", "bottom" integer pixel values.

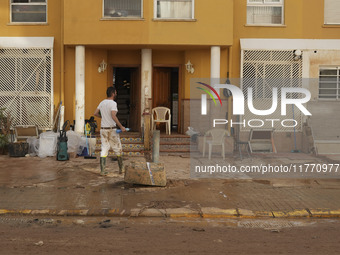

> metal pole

[
  {"left": 152, "top": 130, "right": 160, "bottom": 163},
  {"left": 144, "top": 113, "right": 151, "bottom": 150}
]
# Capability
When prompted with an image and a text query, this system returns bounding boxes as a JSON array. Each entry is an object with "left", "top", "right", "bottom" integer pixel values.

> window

[
  {"left": 247, "top": 0, "right": 284, "bottom": 25},
  {"left": 0, "top": 48, "right": 53, "bottom": 128},
  {"left": 319, "top": 67, "right": 340, "bottom": 100},
  {"left": 241, "top": 49, "right": 303, "bottom": 132},
  {"left": 324, "top": 0, "right": 340, "bottom": 25},
  {"left": 103, "top": 0, "right": 142, "bottom": 18},
  {"left": 10, "top": 0, "right": 47, "bottom": 23},
  {"left": 155, "top": 0, "right": 194, "bottom": 19}
]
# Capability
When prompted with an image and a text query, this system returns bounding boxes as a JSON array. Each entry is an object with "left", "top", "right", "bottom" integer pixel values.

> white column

[
  {"left": 75, "top": 45, "right": 85, "bottom": 134},
  {"left": 302, "top": 50, "right": 310, "bottom": 80},
  {"left": 141, "top": 49, "right": 152, "bottom": 119},
  {"left": 211, "top": 46, "right": 221, "bottom": 77},
  {"left": 211, "top": 46, "right": 221, "bottom": 96}
]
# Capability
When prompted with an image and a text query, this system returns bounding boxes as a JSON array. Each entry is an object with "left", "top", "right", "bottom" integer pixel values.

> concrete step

[
  {"left": 160, "top": 144, "right": 198, "bottom": 153},
  {"left": 93, "top": 151, "right": 144, "bottom": 157},
  {"left": 159, "top": 148, "right": 190, "bottom": 153},
  {"left": 315, "top": 140, "right": 340, "bottom": 155},
  {"left": 160, "top": 141, "right": 191, "bottom": 145},
  {"left": 159, "top": 136, "right": 191, "bottom": 142},
  {"left": 94, "top": 133, "right": 144, "bottom": 156},
  {"left": 160, "top": 144, "right": 191, "bottom": 150},
  {"left": 95, "top": 143, "right": 144, "bottom": 150},
  {"left": 96, "top": 137, "right": 143, "bottom": 144},
  {"left": 308, "top": 101, "right": 340, "bottom": 141},
  {"left": 95, "top": 133, "right": 195, "bottom": 156},
  {"left": 156, "top": 135, "right": 193, "bottom": 154}
]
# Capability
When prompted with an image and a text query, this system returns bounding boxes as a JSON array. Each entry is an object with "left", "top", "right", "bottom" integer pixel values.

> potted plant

[{"left": 0, "top": 108, "right": 12, "bottom": 155}]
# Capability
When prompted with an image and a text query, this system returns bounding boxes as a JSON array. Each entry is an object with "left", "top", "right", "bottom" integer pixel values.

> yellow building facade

[{"left": 1, "top": 0, "right": 340, "bottom": 153}]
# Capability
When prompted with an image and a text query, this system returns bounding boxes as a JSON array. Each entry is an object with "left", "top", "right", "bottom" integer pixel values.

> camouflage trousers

[{"left": 100, "top": 129, "right": 122, "bottom": 157}]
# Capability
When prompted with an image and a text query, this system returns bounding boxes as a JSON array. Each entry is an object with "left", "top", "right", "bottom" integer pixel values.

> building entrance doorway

[
  {"left": 152, "top": 67, "right": 179, "bottom": 133},
  {"left": 112, "top": 67, "right": 140, "bottom": 132}
]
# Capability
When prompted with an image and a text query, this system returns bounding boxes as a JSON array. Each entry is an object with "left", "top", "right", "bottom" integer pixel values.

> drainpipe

[
  {"left": 59, "top": 0, "right": 65, "bottom": 130},
  {"left": 227, "top": 46, "right": 233, "bottom": 134}
]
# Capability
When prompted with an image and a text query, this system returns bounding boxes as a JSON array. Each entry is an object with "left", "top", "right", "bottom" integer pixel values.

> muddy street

[
  {"left": 1, "top": 155, "right": 340, "bottom": 254},
  {"left": 0, "top": 216, "right": 340, "bottom": 255}
]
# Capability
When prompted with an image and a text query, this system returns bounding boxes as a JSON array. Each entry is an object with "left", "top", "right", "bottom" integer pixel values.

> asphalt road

[{"left": 0, "top": 216, "right": 339, "bottom": 255}]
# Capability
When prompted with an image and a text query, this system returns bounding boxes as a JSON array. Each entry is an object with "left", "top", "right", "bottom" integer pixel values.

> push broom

[{"left": 84, "top": 123, "right": 96, "bottom": 159}]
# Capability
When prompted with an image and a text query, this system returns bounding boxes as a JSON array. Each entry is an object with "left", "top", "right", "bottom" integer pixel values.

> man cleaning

[{"left": 94, "top": 86, "right": 126, "bottom": 175}]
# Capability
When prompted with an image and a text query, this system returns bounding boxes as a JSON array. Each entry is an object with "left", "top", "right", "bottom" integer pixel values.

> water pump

[{"left": 57, "top": 120, "right": 70, "bottom": 161}]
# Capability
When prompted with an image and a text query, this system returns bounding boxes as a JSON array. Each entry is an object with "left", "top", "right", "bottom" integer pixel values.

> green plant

[{"left": 0, "top": 108, "right": 12, "bottom": 149}]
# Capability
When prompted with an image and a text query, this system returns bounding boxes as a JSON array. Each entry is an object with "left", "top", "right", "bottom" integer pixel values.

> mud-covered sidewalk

[{"left": 0, "top": 153, "right": 340, "bottom": 218}]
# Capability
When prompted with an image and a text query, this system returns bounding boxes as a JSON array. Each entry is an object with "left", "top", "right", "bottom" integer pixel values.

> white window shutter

[{"left": 324, "top": 0, "right": 340, "bottom": 24}]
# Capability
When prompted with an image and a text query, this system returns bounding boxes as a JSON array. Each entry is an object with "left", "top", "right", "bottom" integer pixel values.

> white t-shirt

[{"left": 97, "top": 99, "right": 118, "bottom": 128}]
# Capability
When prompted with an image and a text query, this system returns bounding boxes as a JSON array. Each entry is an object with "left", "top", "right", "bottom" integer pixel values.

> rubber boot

[
  {"left": 117, "top": 155, "right": 124, "bottom": 174},
  {"left": 100, "top": 157, "right": 108, "bottom": 176}
]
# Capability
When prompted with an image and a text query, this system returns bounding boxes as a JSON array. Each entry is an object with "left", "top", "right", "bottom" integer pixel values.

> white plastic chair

[
  {"left": 151, "top": 107, "right": 171, "bottom": 135},
  {"left": 203, "top": 128, "right": 230, "bottom": 160}
]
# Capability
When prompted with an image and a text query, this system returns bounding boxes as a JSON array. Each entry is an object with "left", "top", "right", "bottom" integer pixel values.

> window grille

[
  {"left": 11, "top": 0, "right": 47, "bottom": 23},
  {"left": 0, "top": 48, "right": 53, "bottom": 129},
  {"left": 155, "top": 0, "right": 193, "bottom": 19},
  {"left": 241, "top": 50, "right": 303, "bottom": 131},
  {"left": 324, "top": 0, "right": 340, "bottom": 25},
  {"left": 103, "top": 0, "right": 142, "bottom": 18},
  {"left": 247, "top": 0, "right": 284, "bottom": 25},
  {"left": 319, "top": 67, "right": 340, "bottom": 100}
]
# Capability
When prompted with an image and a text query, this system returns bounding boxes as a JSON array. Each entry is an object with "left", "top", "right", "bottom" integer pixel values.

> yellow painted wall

[
  {"left": 64, "top": 47, "right": 76, "bottom": 124},
  {"left": 108, "top": 50, "right": 141, "bottom": 66},
  {"left": 64, "top": 48, "right": 189, "bottom": 123},
  {"left": 63, "top": 0, "right": 233, "bottom": 46},
  {"left": 63, "top": 47, "right": 224, "bottom": 125},
  {"left": 64, "top": 47, "right": 108, "bottom": 124},
  {"left": 0, "top": 0, "right": 63, "bottom": 114},
  {"left": 153, "top": 50, "right": 184, "bottom": 96},
  {"left": 0, "top": 0, "right": 62, "bottom": 37},
  {"left": 231, "top": 0, "right": 340, "bottom": 78},
  {"left": 153, "top": 50, "right": 184, "bottom": 65},
  {"left": 3, "top": 0, "right": 339, "bottom": 131},
  {"left": 220, "top": 48, "right": 229, "bottom": 79},
  {"left": 85, "top": 48, "right": 108, "bottom": 121},
  {"left": 184, "top": 49, "right": 210, "bottom": 98},
  {"left": 183, "top": 48, "right": 229, "bottom": 99}
]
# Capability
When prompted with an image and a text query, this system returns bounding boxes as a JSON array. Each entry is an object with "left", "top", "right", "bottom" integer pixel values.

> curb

[
  {"left": 0, "top": 209, "right": 126, "bottom": 217},
  {"left": 1, "top": 208, "right": 340, "bottom": 218},
  {"left": 309, "top": 209, "right": 340, "bottom": 218}
]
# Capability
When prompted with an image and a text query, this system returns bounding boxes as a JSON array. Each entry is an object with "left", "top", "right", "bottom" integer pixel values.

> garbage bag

[
  {"left": 66, "top": 130, "right": 87, "bottom": 155},
  {"left": 27, "top": 137, "right": 39, "bottom": 157},
  {"left": 66, "top": 130, "right": 80, "bottom": 153},
  {"left": 38, "top": 131, "right": 58, "bottom": 158},
  {"left": 185, "top": 127, "right": 199, "bottom": 136},
  {"left": 78, "top": 136, "right": 87, "bottom": 155}
]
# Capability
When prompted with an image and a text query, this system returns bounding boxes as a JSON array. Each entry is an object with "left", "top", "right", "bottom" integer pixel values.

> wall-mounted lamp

[
  {"left": 293, "top": 50, "right": 302, "bottom": 61},
  {"left": 98, "top": 60, "right": 107, "bottom": 73},
  {"left": 185, "top": 60, "right": 194, "bottom": 74}
]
